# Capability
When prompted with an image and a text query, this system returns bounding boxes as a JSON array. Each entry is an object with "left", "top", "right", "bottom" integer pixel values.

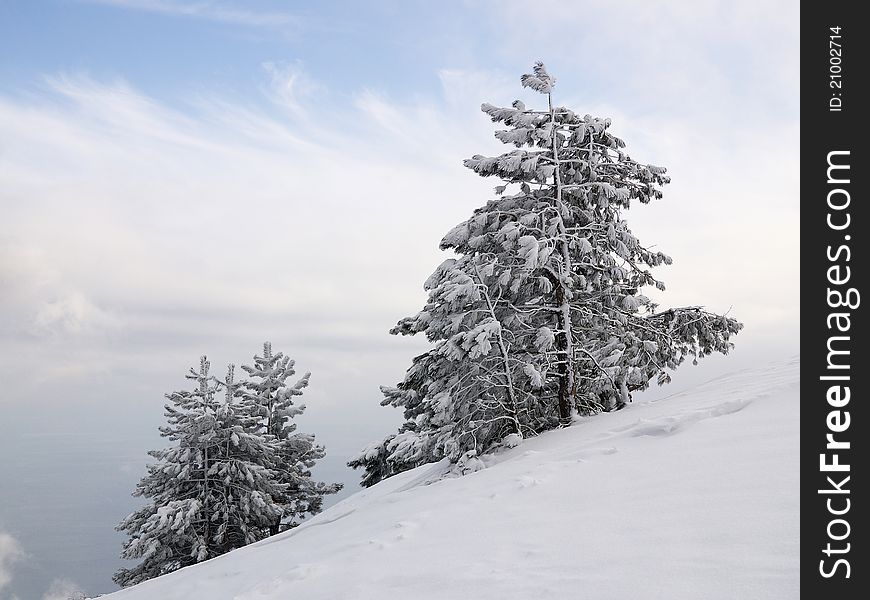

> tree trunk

[
  {"left": 554, "top": 284, "right": 572, "bottom": 424},
  {"left": 548, "top": 92, "right": 574, "bottom": 425}
]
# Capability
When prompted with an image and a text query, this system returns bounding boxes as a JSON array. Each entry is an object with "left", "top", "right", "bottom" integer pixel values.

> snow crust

[{"left": 107, "top": 357, "right": 799, "bottom": 599}]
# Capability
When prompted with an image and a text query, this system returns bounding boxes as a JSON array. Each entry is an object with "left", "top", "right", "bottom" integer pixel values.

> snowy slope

[{"left": 106, "top": 357, "right": 799, "bottom": 600}]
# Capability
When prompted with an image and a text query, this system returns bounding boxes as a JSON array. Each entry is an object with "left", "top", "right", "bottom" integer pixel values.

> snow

[{"left": 106, "top": 357, "right": 799, "bottom": 600}]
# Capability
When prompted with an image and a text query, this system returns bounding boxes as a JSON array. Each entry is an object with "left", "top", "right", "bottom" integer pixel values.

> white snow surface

[{"left": 107, "top": 357, "right": 799, "bottom": 599}]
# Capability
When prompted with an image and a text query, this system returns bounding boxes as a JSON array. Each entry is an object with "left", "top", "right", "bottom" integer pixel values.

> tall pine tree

[{"left": 350, "top": 63, "right": 742, "bottom": 486}]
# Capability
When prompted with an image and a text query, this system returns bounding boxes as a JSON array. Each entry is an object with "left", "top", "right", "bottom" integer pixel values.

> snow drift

[{"left": 106, "top": 357, "right": 799, "bottom": 599}]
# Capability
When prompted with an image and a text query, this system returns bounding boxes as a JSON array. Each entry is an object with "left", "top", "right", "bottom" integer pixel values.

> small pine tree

[
  {"left": 350, "top": 63, "right": 742, "bottom": 486},
  {"left": 114, "top": 357, "right": 285, "bottom": 586},
  {"left": 241, "top": 342, "right": 341, "bottom": 534}
]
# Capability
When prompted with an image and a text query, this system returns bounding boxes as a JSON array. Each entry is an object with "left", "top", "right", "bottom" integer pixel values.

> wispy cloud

[
  {"left": 0, "top": 532, "right": 25, "bottom": 597},
  {"left": 0, "top": 64, "right": 798, "bottom": 409},
  {"left": 83, "top": 0, "right": 300, "bottom": 29},
  {"left": 0, "top": 67, "right": 488, "bottom": 389},
  {"left": 261, "top": 61, "right": 324, "bottom": 116}
]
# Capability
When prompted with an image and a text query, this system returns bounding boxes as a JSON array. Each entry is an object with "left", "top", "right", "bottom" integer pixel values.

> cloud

[
  {"left": 0, "top": 68, "right": 492, "bottom": 391},
  {"left": 0, "top": 241, "right": 121, "bottom": 341},
  {"left": 31, "top": 292, "right": 122, "bottom": 337},
  {"left": 0, "top": 47, "right": 798, "bottom": 391},
  {"left": 0, "top": 532, "right": 25, "bottom": 596},
  {"left": 83, "top": 0, "right": 300, "bottom": 29},
  {"left": 481, "top": 0, "right": 798, "bottom": 128},
  {"left": 41, "top": 579, "right": 84, "bottom": 600},
  {"left": 261, "top": 61, "right": 324, "bottom": 116}
]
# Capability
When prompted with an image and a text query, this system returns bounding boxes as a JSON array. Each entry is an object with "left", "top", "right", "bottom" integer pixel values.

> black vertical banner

[{"left": 803, "top": 3, "right": 867, "bottom": 597}]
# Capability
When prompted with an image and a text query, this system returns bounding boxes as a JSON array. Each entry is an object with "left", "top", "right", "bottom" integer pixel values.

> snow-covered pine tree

[
  {"left": 114, "top": 358, "right": 285, "bottom": 586},
  {"left": 241, "top": 342, "right": 341, "bottom": 535},
  {"left": 350, "top": 62, "right": 742, "bottom": 487},
  {"left": 347, "top": 253, "right": 550, "bottom": 482},
  {"left": 207, "top": 364, "right": 288, "bottom": 552}
]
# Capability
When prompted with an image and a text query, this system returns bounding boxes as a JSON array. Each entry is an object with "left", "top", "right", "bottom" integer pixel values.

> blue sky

[
  {"left": 0, "top": 2, "right": 798, "bottom": 598},
  {"left": 1, "top": 1, "right": 798, "bottom": 118},
  {"left": 2, "top": 1, "right": 507, "bottom": 109}
]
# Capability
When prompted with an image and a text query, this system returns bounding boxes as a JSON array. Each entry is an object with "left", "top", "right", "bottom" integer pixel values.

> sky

[{"left": 0, "top": 1, "right": 799, "bottom": 598}]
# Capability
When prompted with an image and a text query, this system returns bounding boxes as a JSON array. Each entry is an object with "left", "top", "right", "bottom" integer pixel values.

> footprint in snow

[
  {"left": 575, "top": 446, "right": 619, "bottom": 460},
  {"left": 284, "top": 563, "right": 327, "bottom": 581},
  {"left": 368, "top": 538, "right": 389, "bottom": 550},
  {"left": 393, "top": 520, "right": 419, "bottom": 541},
  {"left": 517, "top": 475, "right": 541, "bottom": 488}
]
